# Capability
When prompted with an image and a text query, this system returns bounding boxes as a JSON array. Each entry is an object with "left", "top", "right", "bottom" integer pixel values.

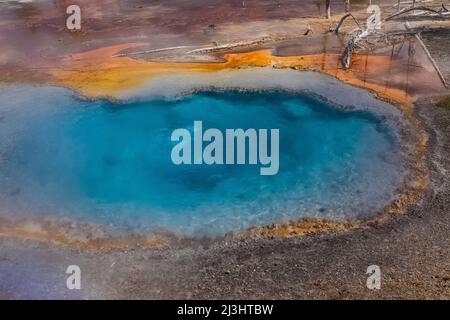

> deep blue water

[{"left": 0, "top": 86, "right": 405, "bottom": 235}]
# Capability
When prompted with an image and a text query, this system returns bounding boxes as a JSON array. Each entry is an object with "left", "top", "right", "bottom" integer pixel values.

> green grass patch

[{"left": 438, "top": 97, "right": 450, "bottom": 109}]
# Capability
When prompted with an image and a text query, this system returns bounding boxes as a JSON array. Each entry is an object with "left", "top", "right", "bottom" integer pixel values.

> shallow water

[{"left": 0, "top": 86, "right": 405, "bottom": 235}]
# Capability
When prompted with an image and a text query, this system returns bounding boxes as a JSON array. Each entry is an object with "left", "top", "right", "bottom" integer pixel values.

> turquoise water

[{"left": 0, "top": 86, "right": 404, "bottom": 235}]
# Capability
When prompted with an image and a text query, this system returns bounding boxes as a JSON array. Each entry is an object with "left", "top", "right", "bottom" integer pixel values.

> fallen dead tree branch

[
  {"left": 185, "top": 27, "right": 313, "bottom": 55},
  {"left": 341, "top": 29, "right": 369, "bottom": 68},
  {"left": 333, "top": 13, "right": 361, "bottom": 33},
  {"left": 404, "top": 21, "right": 449, "bottom": 88},
  {"left": 416, "top": 35, "right": 449, "bottom": 88},
  {"left": 341, "top": 25, "right": 428, "bottom": 68},
  {"left": 340, "top": 2, "right": 449, "bottom": 69},
  {"left": 186, "top": 36, "right": 274, "bottom": 55},
  {"left": 113, "top": 46, "right": 193, "bottom": 58},
  {"left": 385, "top": 6, "right": 449, "bottom": 21}
]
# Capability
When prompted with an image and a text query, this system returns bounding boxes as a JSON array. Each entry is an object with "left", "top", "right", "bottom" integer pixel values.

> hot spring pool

[{"left": 0, "top": 85, "right": 406, "bottom": 235}]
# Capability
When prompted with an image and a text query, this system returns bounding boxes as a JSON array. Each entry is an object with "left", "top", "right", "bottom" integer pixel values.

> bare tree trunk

[{"left": 325, "top": 0, "right": 331, "bottom": 19}]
